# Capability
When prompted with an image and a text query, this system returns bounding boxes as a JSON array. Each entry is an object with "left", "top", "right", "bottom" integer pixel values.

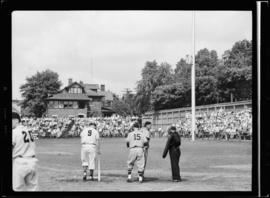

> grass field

[{"left": 35, "top": 137, "right": 252, "bottom": 191}]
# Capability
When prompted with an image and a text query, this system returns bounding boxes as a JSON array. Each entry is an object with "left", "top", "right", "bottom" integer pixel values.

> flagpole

[{"left": 191, "top": 11, "right": 196, "bottom": 141}]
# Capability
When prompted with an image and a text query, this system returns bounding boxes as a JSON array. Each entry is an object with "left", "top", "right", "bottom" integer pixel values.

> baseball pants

[
  {"left": 81, "top": 144, "right": 96, "bottom": 170},
  {"left": 127, "top": 147, "right": 145, "bottom": 172},
  {"left": 13, "top": 157, "right": 38, "bottom": 191}
]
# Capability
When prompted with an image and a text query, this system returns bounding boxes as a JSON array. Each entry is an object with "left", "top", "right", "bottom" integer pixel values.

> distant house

[{"left": 46, "top": 78, "right": 115, "bottom": 118}]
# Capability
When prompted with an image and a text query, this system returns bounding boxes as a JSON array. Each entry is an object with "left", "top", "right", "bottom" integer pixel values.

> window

[
  {"left": 69, "top": 87, "right": 82, "bottom": 94},
  {"left": 64, "top": 101, "right": 69, "bottom": 108},
  {"left": 68, "top": 101, "right": 73, "bottom": 108},
  {"left": 78, "top": 101, "right": 85, "bottom": 109},
  {"left": 53, "top": 101, "right": 59, "bottom": 108},
  {"left": 59, "top": 101, "right": 64, "bottom": 108},
  {"left": 73, "top": 101, "right": 78, "bottom": 109},
  {"left": 48, "top": 101, "right": 54, "bottom": 108}
]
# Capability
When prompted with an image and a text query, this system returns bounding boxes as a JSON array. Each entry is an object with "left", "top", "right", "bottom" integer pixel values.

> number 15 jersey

[
  {"left": 80, "top": 127, "right": 99, "bottom": 145},
  {"left": 12, "top": 125, "right": 36, "bottom": 159},
  {"left": 126, "top": 129, "right": 147, "bottom": 148}
]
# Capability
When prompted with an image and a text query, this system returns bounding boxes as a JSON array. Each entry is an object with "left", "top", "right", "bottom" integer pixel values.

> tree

[
  {"left": 225, "top": 39, "right": 252, "bottom": 68},
  {"left": 195, "top": 48, "right": 219, "bottom": 77},
  {"left": 135, "top": 61, "right": 174, "bottom": 114},
  {"left": 217, "top": 40, "right": 252, "bottom": 101},
  {"left": 151, "top": 82, "right": 191, "bottom": 110},
  {"left": 111, "top": 97, "right": 131, "bottom": 116},
  {"left": 195, "top": 76, "right": 219, "bottom": 105},
  {"left": 20, "top": 69, "right": 62, "bottom": 117},
  {"left": 216, "top": 64, "right": 252, "bottom": 102},
  {"left": 174, "top": 58, "right": 191, "bottom": 82}
]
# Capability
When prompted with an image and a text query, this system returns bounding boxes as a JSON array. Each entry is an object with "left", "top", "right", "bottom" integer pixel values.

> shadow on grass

[
  {"left": 56, "top": 177, "right": 115, "bottom": 183},
  {"left": 55, "top": 174, "right": 188, "bottom": 184}
]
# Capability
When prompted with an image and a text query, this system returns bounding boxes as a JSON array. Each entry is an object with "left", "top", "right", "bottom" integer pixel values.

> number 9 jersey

[
  {"left": 12, "top": 125, "right": 36, "bottom": 159},
  {"left": 80, "top": 127, "right": 99, "bottom": 145}
]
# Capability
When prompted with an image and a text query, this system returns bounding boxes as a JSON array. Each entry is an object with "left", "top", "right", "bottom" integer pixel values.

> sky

[{"left": 12, "top": 11, "right": 252, "bottom": 100}]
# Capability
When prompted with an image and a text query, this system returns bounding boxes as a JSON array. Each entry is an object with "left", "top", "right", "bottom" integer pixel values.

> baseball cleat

[{"left": 89, "top": 176, "right": 94, "bottom": 181}]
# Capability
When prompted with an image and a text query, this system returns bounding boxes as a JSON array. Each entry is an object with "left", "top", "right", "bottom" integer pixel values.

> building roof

[
  {"left": 99, "top": 91, "right": 114, "bottom": 101},
  {"left": 82, "top": 84, "right": 103, "bottom": 97},
  {"left": 83, "top": 84, "right": 99, "bottom": 90},
  {"left": 85, "top": 89, "right": 103, "bottom": 97},
  {"left": 60, "top": 81, "right": 86, "bottom": 93},
  {"left": 46, "top": 93, "right": 90, "bottom": 101}
]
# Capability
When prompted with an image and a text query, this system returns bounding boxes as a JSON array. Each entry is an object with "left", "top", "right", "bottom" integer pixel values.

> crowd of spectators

[
  {"left": 21, "top": 115, "right": 138, "bottom": 139},
  {"left": 175, "top": 108, "right": 252, "bottom": 140},
  {"left": 21, "top": 108, "right": 252, "bottom": 140}
]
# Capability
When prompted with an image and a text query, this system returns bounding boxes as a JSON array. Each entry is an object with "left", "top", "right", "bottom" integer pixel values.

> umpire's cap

[
  {"left": 132, "top": 122, "right": 140, "bottom": 129},
  {"left": 12, "top": 111, "right": 21, "bottom": 122}
]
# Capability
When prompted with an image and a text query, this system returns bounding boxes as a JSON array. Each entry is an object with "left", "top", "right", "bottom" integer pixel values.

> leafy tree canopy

[{"left": 20, "top": 69, "right": 62, "bottom": 117}]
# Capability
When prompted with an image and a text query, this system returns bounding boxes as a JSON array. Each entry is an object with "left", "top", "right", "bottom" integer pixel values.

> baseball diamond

[{"left": 35, "top": 137, "right": 251, "bottom": 191}]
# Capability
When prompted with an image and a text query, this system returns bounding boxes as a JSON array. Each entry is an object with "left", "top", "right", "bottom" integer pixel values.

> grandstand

[{"left": 142, "top": 100, "right": 251, "bottom": 131}]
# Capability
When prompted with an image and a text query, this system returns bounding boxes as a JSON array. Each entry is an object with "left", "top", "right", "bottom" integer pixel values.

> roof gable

[{"left": 60, "top": 82, "right": 86, "bottom": 93}]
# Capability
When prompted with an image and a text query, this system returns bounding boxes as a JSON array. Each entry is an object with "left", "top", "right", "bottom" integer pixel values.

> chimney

[
  {"left": 68, "top": 78, "right": 72, "bottom": 85},
  {"left": 101, "top": 84, "right": 105, "bottom": 91},
  {"left": 79, "top": 81, "right": 83, "bottom": 85}
]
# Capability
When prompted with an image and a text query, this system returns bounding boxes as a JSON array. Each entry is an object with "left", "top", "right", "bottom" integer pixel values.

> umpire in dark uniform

[{"left": 162, "top": 126, "right": 182, "bottom": 182}]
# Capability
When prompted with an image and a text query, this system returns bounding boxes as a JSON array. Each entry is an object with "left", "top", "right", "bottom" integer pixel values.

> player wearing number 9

[
  {"left": 12, "top": 111, "right": 38, "bottom": 191},
  {"left": 80, "top": 122, "right": 100, "bottom": 181}
]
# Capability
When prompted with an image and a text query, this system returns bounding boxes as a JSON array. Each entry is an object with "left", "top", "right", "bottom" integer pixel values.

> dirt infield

[{"left": 35, "top": 138, "right": 251, "bottom": 191}]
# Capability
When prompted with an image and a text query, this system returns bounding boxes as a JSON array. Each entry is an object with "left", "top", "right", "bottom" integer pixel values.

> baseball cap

[
  {"left": 12, "top": 111, "right": 21, "bottom": 122},
  {"left": 89, "top": 122, "right": 96, "bottom": 127},
  {"left": 132, "top": 122, "right": 140, "bottom": 128}
]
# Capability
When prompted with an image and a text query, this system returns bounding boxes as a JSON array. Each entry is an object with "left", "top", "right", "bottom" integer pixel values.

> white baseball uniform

[
  {"left": 126, "top": 129, "right": 147, "bottom": 172},
  {"left": 12, "top": 125, "right": 38, "bottom": 191},
  {"left": 80, "top": 127, "right": 99, "bottom": 169}
]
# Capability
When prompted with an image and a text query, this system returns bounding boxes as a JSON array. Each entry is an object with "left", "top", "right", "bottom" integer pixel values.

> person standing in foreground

[
  {"left": 141, "top": 121, "right": 152, "bottom": 178},
  {"left": 162, "top": 126, "right": 182, "bottom": 182},
  {"left": 126, "top": 122, "right": 148, "bottom": 183},
  {"left": 12, "top": 111, "right": 38, "bottom": 191},
  {"left": 80, "top": 122, "right": 100, "bottom": 181}
]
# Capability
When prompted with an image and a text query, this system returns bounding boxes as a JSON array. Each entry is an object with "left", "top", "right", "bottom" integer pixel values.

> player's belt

[
  {"left": 130, "top": 146, "right": 143, "bottom": 149},
  {"left": 82, "top": 143, "right": 96, "bottom": 145}
]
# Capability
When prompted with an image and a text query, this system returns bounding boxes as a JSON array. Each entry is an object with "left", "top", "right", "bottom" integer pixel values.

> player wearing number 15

[
  {"left": 12, "top": 111, "right": 38, "bottom": 191},
  {"left": 80, "top": 122, "right": 100, "bottom": 181},
  {"left": 126, "top": 122, "right": 148, "bottom": 183}
]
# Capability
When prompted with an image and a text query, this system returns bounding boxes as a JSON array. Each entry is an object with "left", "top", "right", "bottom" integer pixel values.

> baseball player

[
  {"left": 141, "top": 121, "right": 152, "bottom": 178},
  {"left": 12, "top": 111, "right": 38, "bottom": 191},
  {"left": 126, "top": 122, "right": 148, "bottom": 183},
  {"left": 80, "top": 122, "right": 100, "bottom": 181}
]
